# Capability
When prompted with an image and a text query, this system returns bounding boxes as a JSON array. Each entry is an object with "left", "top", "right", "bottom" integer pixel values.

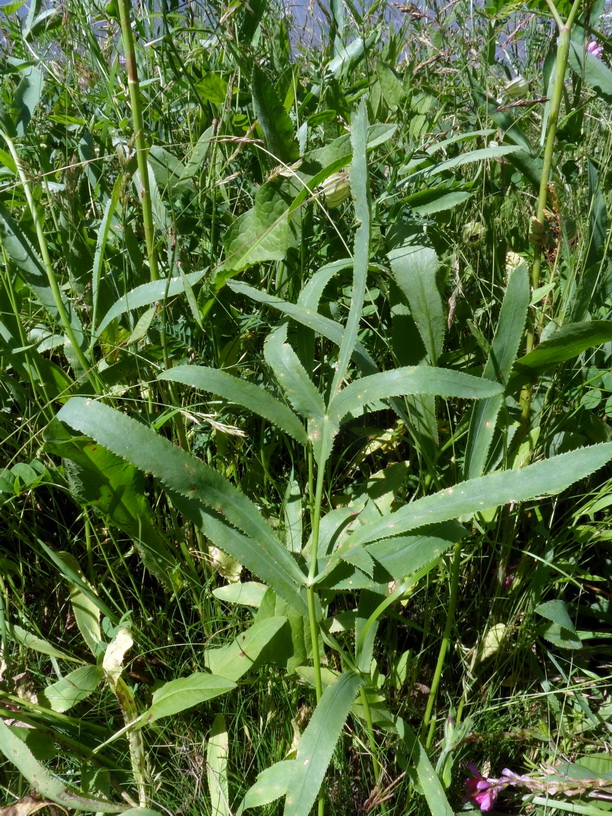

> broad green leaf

[
  {"left": 204, "top": 617, "right": 287, "bottom": 681},
  {"left": 197, "top": 72, "right": 229, "bottom": 105},
  {"left": 96, "top": 269, "right": 207, "bottom": 334},
  {"left": 535, "top": 599, "right": 578, "bottom": 632},
  {"left": 239, "top": 761, "right": 296, "bottom": 813},
  {"left": 254, "top": 590, "right": 311, "bottom": 673},
  {"left": 56, "top": 399, "right": 308, "bottom": 611},
  {"left": 41, "top": 665, "right": 103, "bottom": 713},
  {"left": 207, "top": 715, "right": 230, "bottom": 816},
  {"left": 329, "top": 367, "right": 502, "bottom": 428},
  {"left": 222, "top": 183, "right": 293, "bottom": 274},
  {"left": 212, "top": 582, "right": 268, "bottom": 608},
  {"left": 252, "top": 64, "right": 299, "bottom": 164},
  {"left": 158, "top": 365, "right": 307, "bottom": 444},
  {"left": 514, "top": 321, "right": 612, "bottom": 371},
  {"left": 179, "top": 124, "right": 215, "bottom": 182},
  {"left": 345, "top": 444, "right": 612, "bottom": 548},
  {"left": 57, "top": 551, "right": 102, "bottom": 657},
  {"left": 465, "top": 262, "right": 529, "bottom": 479},
  {"left": 409, "top": 190, "right": 472, "bottom": 215},
  {"left": 14, "top": 65, "right": 43, "bottom": 136},
  {"left": 388, "top": 246, "right": 444, "bottom": 365},
  {"left": 395, "top": 717, "right": 454, "bottom": 816},
  {"left": 11, "top": 624, "right": 83, "bottom": 663},
  {"left": 144, "top": 673, "right": 236, "bottom": 724},
  {"left": 0, "top": 720, "right": 125, "bottom": 812},
  {"left": 330, "top": 101, "right": 370, "bottom": 397},
  {"left": 284, "top": 671, "right": 363, "bottom": 816},
  {"left": 364, "top": 522, "right": 467, "bottom": 581},
  {"left": 376, "top": 62, "right": 404, "bottom": 109}
]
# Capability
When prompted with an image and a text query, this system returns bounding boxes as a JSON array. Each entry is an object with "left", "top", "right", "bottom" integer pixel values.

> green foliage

[{"left": 2, "top": 0, "right": 612, "bottom": 814}]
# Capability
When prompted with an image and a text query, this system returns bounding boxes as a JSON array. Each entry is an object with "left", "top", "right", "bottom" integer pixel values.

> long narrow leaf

[
  {"left": 159, "top": 365, "right": 307, "bottom": 445},
  {"left": 465, "top": 263, "right": 529, "bottom": 478},
  {"left": 56, "top": 400, "right": 307, "bottom": 601},
  {"left": 345, "top": 444, "right": 612, "bottom": 548},
  {"left": 284, "top": 671, "right": 363, "bottom": 816}
]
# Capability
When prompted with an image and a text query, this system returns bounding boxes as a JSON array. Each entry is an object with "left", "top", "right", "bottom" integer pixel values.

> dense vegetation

[{"left": 1, "top": 0, "right": 612, "bottom": 814}]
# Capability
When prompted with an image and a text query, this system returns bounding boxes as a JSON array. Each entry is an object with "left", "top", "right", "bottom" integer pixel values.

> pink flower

[
  {"left": 465, "top": 765, "right": 499, "bottom": 811},
  {"left": 587, "top": 40, "right": 604, "bottom": 58}
]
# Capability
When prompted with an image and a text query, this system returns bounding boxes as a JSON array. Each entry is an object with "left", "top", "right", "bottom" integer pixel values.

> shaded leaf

[{"left": 252, "top": 64, "right": 299, "bottom": 164}]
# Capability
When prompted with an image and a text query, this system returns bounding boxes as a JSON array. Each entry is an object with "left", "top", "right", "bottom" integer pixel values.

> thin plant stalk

[
  {"left": 1, "top": 132, "right": 100, "bottom": 393},
  {"left": 420, "top": 541, "right": 462, "bottom": 749},
  {"left": 116, "top": 0, "right": 159, "bottom": 282},
  {"left": 519, "top": 0, "right": 582, "bottom": 428}
]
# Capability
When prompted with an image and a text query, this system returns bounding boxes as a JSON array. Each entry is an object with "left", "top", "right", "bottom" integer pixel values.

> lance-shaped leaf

[
  {"left": 465, "top": 263, "right": 529, "bottom": 479},
  {"left": 96, "top": 269, "right": 208, "bottom": 334},
  {"left": 514, "top": 320, "right": 612, "bottom": 372},
  {"left": 229, "top": 280, "right": 377, "bottom": 375},
  {"left": 0, "top": 720, "right": 125, "bottom": 812},
  {"left": 0, "top": 204, "right": 85, "bottom": 351},
  {"left": 41, "top": 665, "right": 103, "bottom": 713},
  {"left": 252, "top": 64, "right": 299, "bottom": 164},
  {"left": 329, "top": 367, "right": 502, "bottom": 429},
  {"left": 344, "top": 443, "right": 612, "bottom": 548},
  {"left": 395, "top": 717, "right": 454, "bottom": 816},
  {"left": 143, "top": 674, "right": 236, "bottom": 724},
  {"left": 388, "top": 246, "right": 444, "bottom": 365},
  {"left": 330, "top": 101, "right": 370, "bottom": 397},
  {"left": 207, "top": 715, "right": 230, "bottom": 816},
  {"left": 56, "top": 399, "right": 308, "bottom": 608},
  {"left": 204, "top": 617, "right": 287, "bottom": 681},
  {"left": 284, "top": 671, "right": 364, "bottom": 816},
  {"left": 158, "top": 365, "right": 307, "bottom": 445}
]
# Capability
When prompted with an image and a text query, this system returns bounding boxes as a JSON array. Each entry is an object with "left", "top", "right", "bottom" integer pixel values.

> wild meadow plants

[{"left": 0, "top": 0, "right": 612, "bottom": 814}]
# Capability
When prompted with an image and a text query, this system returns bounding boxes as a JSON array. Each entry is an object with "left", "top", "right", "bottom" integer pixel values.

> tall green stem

[
  {"left": 116, "top": 0, "right": 159, "bottom": 282},
  {"left": 518, "top": 0, "right": 582, "bottom": 432},
  {"left": 420, "top": 541, "right": 462, "bottom": 749},
  {"left": 1, "top": 133, "right": 100, "bottom": 393}
]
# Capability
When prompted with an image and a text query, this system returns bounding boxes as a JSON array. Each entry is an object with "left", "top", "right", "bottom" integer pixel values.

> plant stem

[
  {"left": 421, "top": 541, "right": 462, "bottom": 749},
  {"left": 1, "top": 132, "right": 100, "bottom": 393},
  {"left": 518, "top": 0, "right": 582, "bottom": 434},
  {"left": 116, "top": 0, "right": 159, "bottom": 282}
]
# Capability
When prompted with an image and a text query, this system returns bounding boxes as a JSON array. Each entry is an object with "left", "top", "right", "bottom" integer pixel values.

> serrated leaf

[
  {"left": 264, "top": 324, "right": 324, "bottom": 421},
  {"left": 56, "top": 399, "right": 308, "bottom": 613},
  {"left": 329, "top": 367, "right": 502, "bottom": 428},
  {"left": 345, "top": 444, "right": 612, "bottom": 547},
  {"left": 228, "top": 280, "right": 377, "bottom": 375},
  {"left": 145, "top": 673, "right": 236, "bottom": 723},
  {"left": 0, "top": 720, "right": 125, "bottom": 812},
  {"left": 535, "top": 599, "right": 577, "bottom": 631},
  {"left": 158, "top": 365, "right": 307, "bottom": 444},
  {"left": 514, "top": 321, "right": 612, "bottom": 371},
  {"left": 41, "top": 665, "right": 103, "bottom": 713},
  {"left": 284, "top": 672, "right": 363, "bottom": 816},
  {"left": 252, "top": 64, "right": 299, "bottom": 164},
  {"left": 204, "top": 617, "right": 287, "bottom": 681},
  {"left": 388, "top": 246, "right": 444, "bottom": 365}
]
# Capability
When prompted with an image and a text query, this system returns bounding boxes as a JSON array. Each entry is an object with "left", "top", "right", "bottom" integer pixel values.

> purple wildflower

[
  {"left": 587, "top": 40, "right": 604, "bottom": 58},
  {"left": 465, "top": 765, "right": 499, "bottom": 811}
]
